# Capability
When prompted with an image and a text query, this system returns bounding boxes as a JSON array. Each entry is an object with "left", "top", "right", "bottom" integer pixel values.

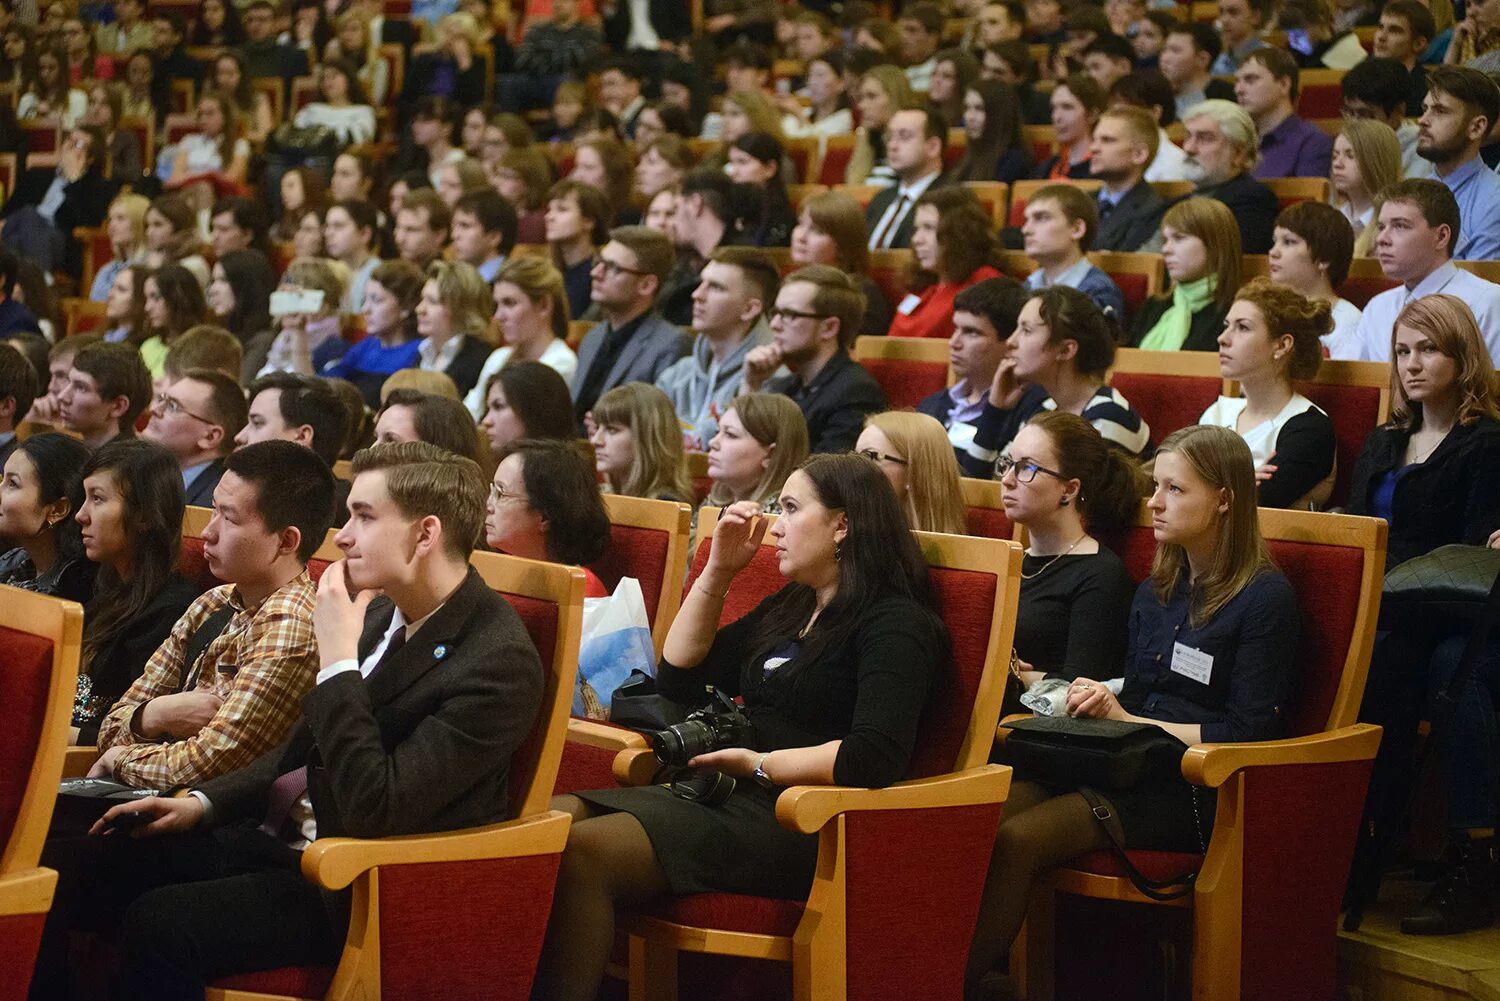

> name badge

[
  {"left": 897, "top": 293, "right": 921, "bottom": 315},
  {"left": 1170, "top": 642, "right": 1213, "bottom": 685}
]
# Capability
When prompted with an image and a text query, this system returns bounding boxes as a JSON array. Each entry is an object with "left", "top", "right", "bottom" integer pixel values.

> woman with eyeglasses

[
  {"left": 706, "top": 394, "right": 811, "bottom": 513},
  {"left": 486, "top": 438, "right": 611, "bottom": 598},
  {"left": 855, "top": 411, "right": 966, "bottom": 535},
  {"left": 969, "top": 286, "right": 1151, "bottom": 478},
  {"left": 967, "top": 425, "right": 1300, "bottom": 996}
]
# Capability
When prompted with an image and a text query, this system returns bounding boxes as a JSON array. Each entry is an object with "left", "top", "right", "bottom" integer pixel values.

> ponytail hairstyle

[
  {"left": 1026, "top": 285, "right": 1122, "bottom": 378},
  {"left": 1026, "top": 410, "right": 1144, "bottom": 538}
]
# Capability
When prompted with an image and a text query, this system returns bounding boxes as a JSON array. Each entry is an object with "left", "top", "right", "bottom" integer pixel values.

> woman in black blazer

[
  {"left": 414, "top": 260, "right": 500, "bottom": 398},
  {"left": 1130, "top": 197, "right": 1241, "bottom": 352},
  {"left": 1350, "top": 293, "right": 1500, "bottom": 936}
]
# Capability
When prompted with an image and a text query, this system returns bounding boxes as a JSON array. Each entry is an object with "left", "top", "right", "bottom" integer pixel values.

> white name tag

[
  {"left": 1170, "top": 642, "right": 1214, "bottom": 685},
  {"left": 897, "top": 293, "right": 921, "bottom": 315}
]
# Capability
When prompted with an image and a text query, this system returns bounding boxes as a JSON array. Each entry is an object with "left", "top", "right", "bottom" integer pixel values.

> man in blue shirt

[
  {"left": 1020, "top": 184, "right": 1128, "bottom": 323},
  {"left": 1237, "top": 49, "right": 1335, "bottom": 180},
  {"left": 1416, "top": 65, "right": 1500, "bottom": 260}
]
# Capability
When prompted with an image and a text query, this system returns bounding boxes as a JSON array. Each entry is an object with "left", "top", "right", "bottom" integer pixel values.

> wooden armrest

[
  {"left": 0, "top": 868, "right": 58, "bottom": 917},
  {"left": 1181, "top": 724, "right": 1383, "bottom": 788},
  {"left": 612, "top": 745, "right": 662, "bottom": 787},
  {"left": 568, "top": 718, "right": 647, "bottom": 753},
  {"left": 300, "top": 810, "right": 571, "bottom": 891},
  {"left": 61, "top": 745, "right": 99, "bottom": 778},
  {"left": 774, "top": 765, "right": 1012, "bottom": 835}
]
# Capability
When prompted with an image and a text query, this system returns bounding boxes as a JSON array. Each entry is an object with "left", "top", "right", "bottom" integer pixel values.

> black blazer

[
  {"left": 764, "top": 351, "right": 888, "bottom": 453},
  {"left": 863, "top": 173, "right": 953, "bottom": 250},
  {"left": 603, "top": 0, "right": 691, "bottom": 50},
  {"left": 1346, "top": 416, "right": 1500, "bottom": 569},
  {"left": 2, "top": 168, "right": 115, "bottom": 274},
  {"left": 1129, "top": 295, "right": 1230, "bottom": 352},
  {"left": 183, "top": 457, "right": 226, "bottom": 509},
  {"left": 1184, "top": 172, "right": 1281, "bottom": 255},
  {"left": 198, "top": 567, "right": 544, "bottom": 839},
  {"left": 1096, "top": 181, "right": 1165, "bottom": 253},
  {"left": 439, "top": 336, "right": 495, "bottom": 399}
]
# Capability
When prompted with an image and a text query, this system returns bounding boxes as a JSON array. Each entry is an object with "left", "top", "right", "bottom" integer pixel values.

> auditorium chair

[
  {"left": 1022, "top": 125, "right": 1056, "bottom": 164},
  {"left": 206, "top": 548, "right": 585, "bottom": 1001},
  {"left": 612, "top": 507, "right": 1021, "bottom": 1001},
  {"left": 290, "top": 76, "right": 319, "bottom": 114},
  {"left": 1265, "top": 177, "right": 1332, "bottom": 210},
  {"left": 786, "top": 183, "right": 828, "bottom": 210},
  {"left": 961, "top": 476, "right": 1017, "bottom": 542},
  {"left": 784, "top": 137, "right": 822, "bottom": 186},
  {"left": 819, "top": 135, "right": 856, "bottom": 186},
  {"left": 852, "top": 334, "right": 952, "bottom": 408},
  {"left": 866, "top": 248, "right": 914, "bottom": 311},
  {"left": 1014, "top": 507, "right": 1387, "bottom": 1001},
  {"left": 995, "top": 251, "right": 1164, "bottom": 320},
  {"left": 1296, "top": 69, "right": 1347, "bottom": 119},
  {"left": 59, "top": 297, "right": 108, "bottom": 339},
  {"left": 1105, "top": 347, "right": 1228, "bottom": 449},
  {"left": 0, "top": 154, "right": 15, "bottom": 204},
  {"left": 1008, "top": 179, "right": 1101, "bottom": 228},
  {"left": 18, "top": 117, "right": 59, "bottom": 155},
  {"left": 119, "top": 116, "right": 154, "bottom": 174},
  {"left": 590, "top": 494, "right": 693, "bottom": 656},
  {"left": 1456, "top": 259, "right": 1500, "bottom": 284},
  {"left": 72, "top": 227, "right": 116, "bottom": 300},
  {"left": 0, "top": 590, "right": 83, "bottom": 1001}
]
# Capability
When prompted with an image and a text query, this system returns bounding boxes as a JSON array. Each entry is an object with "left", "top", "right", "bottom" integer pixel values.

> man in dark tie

[
  {"left": 865, "top": 108, "right": 952, "bottom": 250},
  {"left": 34, "top": 442, "right": 544, "bottom": 1001},
  {"left": 1089, "top": 105, "right": 1167, "bottom": 252}
]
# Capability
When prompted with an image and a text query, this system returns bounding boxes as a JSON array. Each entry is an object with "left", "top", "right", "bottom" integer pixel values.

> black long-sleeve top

[
  {"left": 656, "top": 586, "right": 941, "bottom": 788},
  {"left": 1346, "top": 415, "right": 1500, "bottom": 569},
  {"left": 1015, "top": 551, "right": 1135, "bottom": 681},
  {"left": 1118, "top": 569, "right": 1299, "bottom": 744}
]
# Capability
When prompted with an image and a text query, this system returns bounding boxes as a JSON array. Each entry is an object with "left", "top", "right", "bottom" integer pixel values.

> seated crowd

[{"left": 0, "top": 0, "right": 1498, "bottom": 998}]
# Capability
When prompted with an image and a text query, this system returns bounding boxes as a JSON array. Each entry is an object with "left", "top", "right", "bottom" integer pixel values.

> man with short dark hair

[
  {"left": 898, "top": 3, "right": 945, "bottom": 89},
  {"left": 1236, "top": 49, "right": 1335, "bottom": 179},
  {"left": 977, "top": 0, "right": 1027, "bottom": 47},
  {"left": 143, "top": 369, "right": 250, "bottom": 507},
  {"left": 658, "top": 170, "right": 748, "bottom": 324},
  {"left": 1022, "top": 185, "right": 1128, "bottom": 320},
  {"left": 60, "top": 442, "right": 542, "bottom": 1001},
  {"left": 96, "top": 0, "right": 151, "bottom": 55},
  {"left": 1025, "top": 0, "right": 1066, "bottom": 45},
  {"left": 1375, "top": 0, "right": 1435, "bottom": 116},
  {"left": 1082, "top": 34, "right": 1136, "bottom": 92},
  {"left": 451, "top": 189, "right": 517, "bottom": 282},
  {"left": 236, "top": 373, "right": 351, "bottom": 469},
  {"left": 866, "top": 108, "right": 951, "bottom": 250},
  {"left": 394, "top": 188, "right": 451, "bottom": 270},
  {"left": 150, "top": 11, "right": 201, "bottom": 81},
  {"left": 1417, "top": 65, "right": 1500, "bottom": 259},
  {"left": 1159, "top": 23, "right": 1237, "bottom": 120},
  {"left": 1212, "top": 0, "right": 1271, "bottom": 74},
  {"left": 742, "top": 265, "right": 887, "bottom": 453},
  {"left": 0, "top": 343, "right": 37, "bottom": 469},
  {"left": 918, "top": 277, "right": 1026, "bottom": 472},
  {"left": 1343, "top": 56, "right": 1432, "bottom": 176},
  {"left": 1336, "top": 178, "right": 1500, "bottom": 361},
  {"left": 657, "top": 246, "right": 779, "bottom": 450},
  {"left": 210, "top": 197, "right": 270, "bottom": 259},
  {"left": 498, "top": 0, "right": 602, "bottom": 113},
  {"left": 60, "top": 342, "right": 151, "bottom": 450},
  {"left": 597, "top": 57, "right": 647, "bottom": 138},
  {"left": 238, "top": 0, "right": 310, "bottom": 79}
]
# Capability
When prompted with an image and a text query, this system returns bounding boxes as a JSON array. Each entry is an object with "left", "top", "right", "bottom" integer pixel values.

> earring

[
  {"left": 1059, "top": 497, "right": 1070, "bottom": 507},
  {"left": 834, "top": 539, "right": 843, "bottom": 561}
]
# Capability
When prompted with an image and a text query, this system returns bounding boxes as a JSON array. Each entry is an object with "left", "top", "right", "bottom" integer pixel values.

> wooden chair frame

[
  {"left": 960, "top": 477, "right": 1023, "bottom": 543},
  {"left": 1107, "top": 346, "right": 1228, "bottom": 387},
  {"left": 616, "top": 508, "right": 1022, "bottom": 1001},
  {"left": 598, "top": 493, "right": 693, "bottom": 656},
  {"left": 1016, "top": 507, "right": 1388, "bottom": 1001},
  {"left": 1228, "top": 358, "right": 1392, "bottom": 423},
  {"left": 207, "top": 544, "right": 585, "bottom": 1001},
  {"left": 852, "top": 334, "right": 954, "bottom": 385}
]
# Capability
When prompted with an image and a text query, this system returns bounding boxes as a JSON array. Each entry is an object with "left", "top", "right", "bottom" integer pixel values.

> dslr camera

[{"left": 650, "top": 688, "right": 752, "bottom": 767}]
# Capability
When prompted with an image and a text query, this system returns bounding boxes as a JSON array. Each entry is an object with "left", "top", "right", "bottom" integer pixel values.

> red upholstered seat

[
  {"left": 819, "top": 141, "right": 854, "bottom": 186},
  {"left": 0, "top": 628, "right": 54, "bottom": 845},
  {"left": 498, "top": 591, "right": 559, "bottom": 807},
  {"left": 176, "top": 538, "right": 221, "bottom": 596},
  {"left": 867, "top": 261, "right": 909, "bottom": 312},
  {"left": 644, "top": 893, "right": 806, "bottom": 938},
  {"left": 211, "top": 966, "right": 336, "bottom": 997},
  {"left": 966, "top": 505, "right": 1013, "bottom": 541},
  {"left": 589, "top": 523, "right": 670, "bottom": 629},
  {"left": 307, "top": 559, "right": 333, "bottom": 582},
  {"left": 1337, "top": 275, "right": 1398, "bottom": 309},
  {"left": 860, "top": 357, "right": 948, "bottom": 409},
  {"left": 687, "top": 530, "right": 786, "bottom": 628},
  {"left": 1108, "top": 272, "right": 1149, "bottom": 318},
  {"left": 1107, "top": 372, "right": 1224, "bottom": 448},
  {"left": 911, "top": 566, "right": 999, "bottom": 777},
  {"left": 1297, "top": 85, "right": 1343, "bottom": 119},
  {"left": 1294, "top": 379, "right": 1382, "bottom": 509},
  {"left": 553, "top": 730, "right": 627, "bottom": 795}
]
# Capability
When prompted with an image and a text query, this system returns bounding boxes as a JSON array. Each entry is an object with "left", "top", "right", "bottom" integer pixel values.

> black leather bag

[
  {"left": 1381, "top": 544, "right": 1500, "bottom": 625},
  {"left": 607, "top": 670, "right": 687, "bottom": 733},
  {"left": 1001, "top": 715, "right": 1186, "bottom": 791}
]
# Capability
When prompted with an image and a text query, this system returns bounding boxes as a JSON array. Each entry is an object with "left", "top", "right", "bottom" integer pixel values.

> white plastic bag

[{"left": 576, "top": 576, "right": 656, "bottom": 719}]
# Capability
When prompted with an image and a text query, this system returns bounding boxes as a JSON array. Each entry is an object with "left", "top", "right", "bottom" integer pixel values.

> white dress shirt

[{"left": 1337, "top": 262, "right": 1500, "bottom": 363}]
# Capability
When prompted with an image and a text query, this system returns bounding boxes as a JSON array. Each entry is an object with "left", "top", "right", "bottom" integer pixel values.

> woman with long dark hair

[
  {"left": 139, "top": 264, "right": 209, "bottom": 379},
  {"left": 207, "top": 250, "right": 277, "bottom": 383},
  {"left": 727, "top": 131, "right": 796, "bottom": 247},
  {"left": 0, "top": 432, "right": 96, "bottom": 603},
  {"left": 953, "top": 79, "right": 1034, "bottom": 183},
  {"left": 71, "top": 439, "right": 197, "bottom": 744},
  {"left": 477, "top": 361, "right": 576, "bottom": 458},
  {"left": 887, "top": 186, "right": 1004, "bottom": 340},
  {"left": 536, "top": 453, "right": 947, "bottom": 1001},
  {"left": 485, "top": 438, "right": 612, "bottom": 598}
]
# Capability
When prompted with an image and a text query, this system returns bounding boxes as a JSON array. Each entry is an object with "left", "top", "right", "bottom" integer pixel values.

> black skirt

[{"left": 574, "top": 780, "right": 818, "bottom": 899}]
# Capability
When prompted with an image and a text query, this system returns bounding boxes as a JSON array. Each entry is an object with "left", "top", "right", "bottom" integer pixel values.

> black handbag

[
  {"left": 1381, "top": 544, "right": 1500, "bottom": 624},
  {"left": 606, "top": 670, "right": 687, "bottom": 733}
]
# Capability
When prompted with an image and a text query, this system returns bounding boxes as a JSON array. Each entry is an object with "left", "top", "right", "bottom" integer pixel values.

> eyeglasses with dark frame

[
  {"left": 858, "top": 447, "right": 908, "bottom": 466},
  {"left": 590, "top": 254, "right": 648, "bottom": 279},
  {"left": 154, "top": 393, "right": 216, "bottom": 425},
  {"left": 995, "top": 455, "right": 1066, "bottom": 484},
  {"left": 767, "top": 307, "right": 829, "bottom": 324}
]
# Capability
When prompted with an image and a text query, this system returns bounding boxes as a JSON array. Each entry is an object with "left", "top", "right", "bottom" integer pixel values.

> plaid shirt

[{"left": 97, "top": 571, "right": 318, "bottom": 790}]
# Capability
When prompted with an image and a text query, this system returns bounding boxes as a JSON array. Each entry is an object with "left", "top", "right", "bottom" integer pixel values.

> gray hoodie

[{"left": 654, "top": 319, "right": 772, "bottom": 451}]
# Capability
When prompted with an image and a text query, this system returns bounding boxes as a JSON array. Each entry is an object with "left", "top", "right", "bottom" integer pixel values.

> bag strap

[
  {"left": 175, "top": 606, "right": 235, "bottom": 695},
  {"left": 1077, "top": 787, "right": 1199, "bottom": 902}
]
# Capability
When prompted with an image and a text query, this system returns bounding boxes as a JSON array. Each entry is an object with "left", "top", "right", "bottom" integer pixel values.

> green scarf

[{"left": 1139, "top": 275, "right": 1215, "bottom": 352}]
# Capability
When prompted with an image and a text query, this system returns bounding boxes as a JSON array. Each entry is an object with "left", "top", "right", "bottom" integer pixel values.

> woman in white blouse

[
  {"left": 1267, "top": 201, "right": 1363, "bottom": 356},
  {"left": 465, "top": 256, "right": 578, "bottom": 419},
  {"left": 293, "top": 58, "right": 377, "bottom": 145}
]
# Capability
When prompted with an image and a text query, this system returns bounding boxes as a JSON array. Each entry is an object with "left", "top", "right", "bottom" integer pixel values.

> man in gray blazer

[
  {"left": 572, "top": 225, "right": 691, "bottom": 430},
  {"left": 60, "top": 442, "right": 543, "bottom": 1001}
]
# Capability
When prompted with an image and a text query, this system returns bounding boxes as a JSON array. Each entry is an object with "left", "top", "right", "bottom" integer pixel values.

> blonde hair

[
  {"left": 847, "top": 65, "right": 919, "bottom": 184},
  {"left": 108, "top": 192, "right": 150, "bottom": 262},
  {"left": 707, "top": 393, "right": 810, "bottom": 507},
  {"left": 724, "top": 89, "right": 785, "bottom": 143},
  {"left": 1159, "top": 197, "right": 1241, "bottom": 313},
  {"left": 425, "top": 260, "right": 495, "bottom": 343},
  {"left": 864, "top": 411, "right": 967, "bottom": 535},
  {"left": 437, "top": 11, "right": 485, "bottom": 50},
  {"left": 1150, "top": 425, "right": 1275, "bottom": 626},
  {"left": 380, "top": 368, "right": 460, "bottom": 402},
  {"left": 592, "top": 382, "right": 695, "bottom": 502},
  {"left": 495, "top": 256, "right": 570, "bottom": 342},
  {"left": 1388, "top": 293, "right": 1500, "bottom": 431},
  {"left": 1335, "top": 119, "right": 1403, "bottom": 257}
]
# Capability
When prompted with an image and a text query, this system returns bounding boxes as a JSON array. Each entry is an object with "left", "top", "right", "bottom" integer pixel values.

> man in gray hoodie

[{"left": 655, "top": 246, "right": 781, "bottom": 452}]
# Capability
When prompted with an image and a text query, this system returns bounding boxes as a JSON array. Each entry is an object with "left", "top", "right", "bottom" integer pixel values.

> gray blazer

[{"left": 571, "top": 312, "right": 692, "bottom": 404}]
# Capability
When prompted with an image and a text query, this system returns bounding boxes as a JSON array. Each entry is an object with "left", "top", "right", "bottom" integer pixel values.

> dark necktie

[
  {"left": 1099, "top": 195, "right": 1114, "bottom": 222},
  {"left": 871, "top": 194, "right": 909, "bottom": 249}
]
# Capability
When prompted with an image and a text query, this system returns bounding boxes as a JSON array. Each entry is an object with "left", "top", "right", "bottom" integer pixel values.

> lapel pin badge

[{"left": 433, "top": 644, "right": 449, "bottom": 661}]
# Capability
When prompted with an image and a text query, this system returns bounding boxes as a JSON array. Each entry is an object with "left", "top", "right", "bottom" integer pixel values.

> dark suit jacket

[
  {"left": 440, "top": 336, "right": 495, "bottom": 398},
  {"left": 2, "top": 168, "right": 115, "bottom": 274},
  {"left": 1189, "top": 172, "right": 1280, "bottom": 255},
  {"left": 183, "top": 457, "right": 226, "bottom": 509},
  {"left": 402, "top": 51, "right": 488, "bottom": 107},
  {"left": 765, "top": 350, "right": 888, "bottom": 453},
  {"left": 603, "top": 0, "right": 691, "bottom": 49},
  {"left": 198, "top": 567, "right": 544, "bottom": 840},
  {"left": 1129, "top": 295, "right": 1230, "bottom": 352},
  {"left": 573, "top": 313, "right": 691, "bottom": 403},
  {"left": 1095, "top": 181, "right": 1165, "bottom": 253},
  {"left": 864, "top": 173, "right": 954, "bottom": 250}
]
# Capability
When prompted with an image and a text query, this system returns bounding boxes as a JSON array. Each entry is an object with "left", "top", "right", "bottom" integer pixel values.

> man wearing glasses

[
  {"left": 143, "top": 369, "right": 249, "bottom": 507},
  {"left": 741, "top": 265, "right": 887, "bottom": 453}
]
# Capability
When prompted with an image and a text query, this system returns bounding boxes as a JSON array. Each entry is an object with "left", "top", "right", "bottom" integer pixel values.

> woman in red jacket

[{"left": 887, "top": 186, "right": 1005, "bottom": 339}]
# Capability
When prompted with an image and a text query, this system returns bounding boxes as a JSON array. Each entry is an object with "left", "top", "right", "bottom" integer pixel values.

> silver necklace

[{"left": 1021, "top": 534, "right": 1088, "bottom": 580}]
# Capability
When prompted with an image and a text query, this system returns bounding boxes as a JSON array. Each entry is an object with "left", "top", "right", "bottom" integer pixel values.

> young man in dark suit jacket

[
  {"left": 51, "top": 442, "right": 544, "bottom": 1001},
  {"left": 1090, "top": 106, "right": 1167, "bottom": 253}
]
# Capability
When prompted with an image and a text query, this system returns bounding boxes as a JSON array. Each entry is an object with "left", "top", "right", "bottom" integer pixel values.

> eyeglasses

[
  {"left": 767, "top": 307, "right": 828, "bottom": 324},
  {"left": 858, "top": 447, "right": 907, "bottom": 466},
  {"left": 488, "top": 482, "right": 528, "bottom": 507},
  {"left": 590, "top": 254, "right": 647, "bottom": 279},
  {"left": 995, "top": 455, "right": 1066, "bottom": 484},
  {"left": 154, "top": 393, "right": 215, "bottom": 424}
]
